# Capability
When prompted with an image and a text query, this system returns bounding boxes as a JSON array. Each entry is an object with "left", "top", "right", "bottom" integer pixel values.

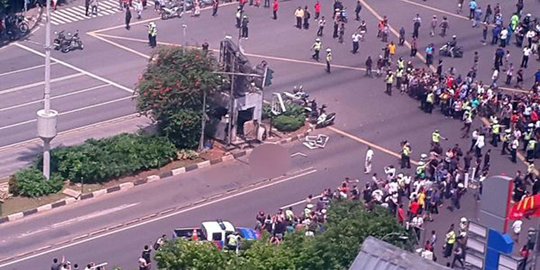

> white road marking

[
  {"left": 0, "top": 84, "right": 109, "bottom": 112},
  {"left": 290, "top": 152, "right": 307, "bottom": 158},
  {"left": 0, "top": 73, "right": 84, "bottom": 95},
  {"left": 14, "top": 43, "right": 134, "bottom": 93},
  {"left": 0, "top": 168, "right": 317, "bottom": 267},
  {"left": 0, "top": 62, "right": 58, "bottom": 77},
  {"left": 280, "top": 195, "right": 323, "bottom": 210},
  {"left": 0, "top": 96, "right": 133, "bottom": 131},
  {"left": 16, "top": 203, "right": 139, "bottom": 239}
]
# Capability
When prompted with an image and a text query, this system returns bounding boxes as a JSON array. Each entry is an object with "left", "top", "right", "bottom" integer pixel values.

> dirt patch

[{"left": 1, "top": 193, "right": 67, "bottom": 216}]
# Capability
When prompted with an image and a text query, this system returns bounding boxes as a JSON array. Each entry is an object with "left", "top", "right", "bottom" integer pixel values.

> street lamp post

[{"left": 37, "top": 0, "right": 58, "bottom": 180}]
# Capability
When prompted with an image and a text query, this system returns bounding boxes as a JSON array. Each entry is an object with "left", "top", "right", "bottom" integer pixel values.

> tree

[
  {"left": 136, "top": 47, "right": 222, "bottom": 122},
  {"left": 155, "top": 240, "right": 235, "bottom": 270},
  {"left": 154, "top": 200, "right": 412, "bottom": 269}
]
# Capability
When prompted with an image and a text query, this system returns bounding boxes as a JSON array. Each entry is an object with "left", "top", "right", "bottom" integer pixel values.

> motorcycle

[
  {"left": 282, "top": 85, "right": 308, "bottom": 102},
  {"left": 4, "top": 14, "right": 29, "bottom": 41},
  {"left": 316, "top": 112, "right": 336, "bottom": 128},
  {"left": 161, "top": 5, "right": 183, "bottom": 19},
  {"left": 59, "top": 30, "right": 84, "bottom": 53},
  {"left": 439, "top": 42, "right": 463, "bottom": 58}
]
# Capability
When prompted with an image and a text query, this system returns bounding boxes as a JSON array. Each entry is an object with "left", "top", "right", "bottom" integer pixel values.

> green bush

[
  {"left": 273, "top": 115, "right": 304, "bottom": 132},
  {"left": 36, "top": 134, "right": 177, "bottom": 184},
  {"left": 159, "top": 109, "right": 202, "bottom": 149},
  {"left": 9, "top": 168, "right": 64, "bottom": 197}
]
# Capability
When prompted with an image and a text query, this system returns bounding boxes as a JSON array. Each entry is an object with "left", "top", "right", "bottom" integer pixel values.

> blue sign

[{"left": 485, "top": 229, "right": 514, "bottom": 270}]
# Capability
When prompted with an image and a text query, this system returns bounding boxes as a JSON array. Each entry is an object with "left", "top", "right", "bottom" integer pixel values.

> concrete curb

[{"left": 0, "top": 130, "right": 311, "bottom": 225}]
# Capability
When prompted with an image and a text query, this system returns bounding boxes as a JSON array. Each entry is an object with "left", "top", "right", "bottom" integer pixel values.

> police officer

[
  {"left": 401, "top": 141, "right": 412, "bottom": 169},
  {"left": 425, "top": 90, "right": 435, "bottom": 113},
  {"left": 501, "top": 128, "right": 511, "bottom": 155},
  {"left": 416, "top": 161, "right": 426, "bottom": 179},
  {"left": 241, "top": 14, "right": 249, "bottom": 38},
  {"left": 147, "top": 22, "right": 157, "bottom": 48},
  {"left": 312, "top": 38, "right": 322, "bottom": 61},
  {"left": 511, "top": 136, "right": 519, "bottom": 163},
  {"left": 523, "top": 123, "right": 534, "bottom": 151},
  {"left": 325, "top": 48, "right": 332, "bottom": 73},
  {"left": 432, "top": 129, "right": 447, "bottom": 146},
  {"left": 491, "top": 119, "right": 501, "bottom": 147},
  {"left": 385, "top": 70, "right": 393, "bottom": 95},
  {"left": 526, "top": 137, "right": 536, "bottom": 162},
  {"left": 395, "top": 68, "right": 403, "bottom": 90}
]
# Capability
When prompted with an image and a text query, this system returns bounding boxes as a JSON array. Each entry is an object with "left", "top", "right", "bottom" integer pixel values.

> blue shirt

[
  {"left": 469, "top": 0, "right": 477, "bottom": 10},
  {"left": 426, "top": 47, "right": 433, "bottom": 55},
  {"left": 535, "top": 71, "right": 540, "bottom": 83}
]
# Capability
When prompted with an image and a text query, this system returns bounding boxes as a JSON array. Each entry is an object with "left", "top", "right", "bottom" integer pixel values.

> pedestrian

[
  {"left": 358, "top": 20, "right": 367, "bottom": 41},
  {"left": 52, "top": 0, "right": 58, "bottom": 10},
  {"left": 472, "top": 5, "right": 482, "bottom": 27},
  {"left": 240, "top": 14, "right": 249, "bottom": 38},
  {"left": 365, "top": 56, "right": 372, "bottom": 77},
  {"left": 511, "top": 137, "right": 519, "bottom": 163},
  {"left": 364, "top": 146, "right": 373, "bottom": 174},
  {"left": 314, "top": 1, "right": 320, "bottom": 19},
  {"left": 439, "top": 16, "right": 448, "bottom": 37},
  {"left": 316, "top": 16, "right": 325, "bottom": 36},
  {"left": 385, "top": 71, "right": 393, "bottom": 96},
  {"left": 410, "top": 37, "right": 417, "bottom": 56},
  {"left": 133, "top": 0, "right": 142, "bottom": 19},
  {"left": 51, "top": 258, "right": 61, "bottom": 270},
  {"left": 430, "top": 15, "right": 437, "bottom": 37},
  {"left": 325, "top": 48, "right": 332, "bottom": 73},
  {"left": 456, "top": 0, "right": 464, "bottom": 14},
  {"left": 515, "top": 68, "right": 523, "bottom": 88},
  {"left": 518, "top": 245, "right": 529, "bottom": 270},
  {"left": 401, "top": 141, "right": 411, "bottom": 168},
  {"left": 451, "top": 244, "right": 465, "bottom": 268},
  {"left": 212, "top": 0, "right": 219, "bottom": 16},
  {"left": 479, "top": 4, "right": 490, "bottom": 22},
  {"left": 147, "top": 22, "right": 157, "bottom": 48},
  {"left": 303, "top": 6, "right": 310, "bottom": 29},
  {"left": 520, "top": 46, "right": 531, "bottom": 68},
  {"left": 264, "top": 0, "right": 269, "bottom": 8},
  {"left": 354, "top": 0, "right": 362, "bottom": 21},
  {"left": 412, "top": 14, "right": 421, "bottom": 39},
  {"left": 90, "top": 0, "right": 98, "bottom": 15},
  {"left": 235, "top": 7, "right": 242, "bottom": 28},
  {"left": 500, "top": 27, "right": 508, "bottom": 47},
  {"left": 141, "top": 245, "right": 152, "bottom": 266},
  {"left": 425, "top": 43, "right": 434, "bottom": 66},
  {"left": 444, "top": 224, "right": 456, "bottom": 258},
  {"left": 192, "top": 0, "right": 201, "bottom": 17},
  {"left": 125, "top": 6, "right": 132, "bottom": 30},
  {"left": 153, "top": 0, "right": 161, "bottom": 11},
  {"left": 294, "top": 7, "right": 304, "bottom": 29},
  {"left": 272, "top": 0, "right": 278, "bottom": 20},
  {"left": 398, "top": 27, "right": 405, "bottom": 45},
  {"left": 351, "top": 32, "right": 360, "bottom": 54},
  {"left": 505, "top": 63, "right": 514, "bottom": 85},
  {"left": 481, "top": 22, "right": 488, "bottom": 44},
  {"left": 85, "top": 0, "right": 90, "bottom": 16},
  {"left": 338, "top": 22, "right": 345, "bottom": 43},
  {"left": 312, "top": 38, "right": 322, "bottom": 61},
  {"left": 468, "top": 0, "right": 477, "bottom": 19}
]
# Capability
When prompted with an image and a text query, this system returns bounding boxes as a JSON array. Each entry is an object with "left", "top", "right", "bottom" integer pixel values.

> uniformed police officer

[
  {"left": 312, "top": 38, "right": 322, "bottom": 61},
  {"left": 432, "top": 129, "right": 447, "bottom": 146},
  {"left": 425, "top": 90, "right": 435, "bottom": 113},
  {"left": 526, "top": 137, "right": 536, "bottom": 161},
  {"left": 511, "top": 137, "right": 519, "bottom": 163},
  {"left": 401, "top": 141, "right": 412, "bottom": 169},
  {"left": 325, "top": 48, "right": 332, "bottom": 73},
  {"left": 490, "top": 119, "right": 501, "bottom": 147},
  {"left": 147, "top": 22, "right": 157, "bottom": 48},
  {"left": 501, "top": 128, "right": 511, "bottom": 155},
  {"left": 523, "top": 123, "right": 534, "bottom": 151},
  {"left": 385, "top": 70, "right": 393, "bottom": 95}
]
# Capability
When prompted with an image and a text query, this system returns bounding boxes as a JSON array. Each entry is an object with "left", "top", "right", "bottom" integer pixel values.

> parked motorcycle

[
  {"left": 316, "top": 112, "right": 336, "bottom": 128},
  {"left": 59, "top": 30, "right": 84, "bottom": 53},
  {"left": 439, "top": 42, "right": 463, "bottom": 58},
  {"left": 53, "top": 30, "right": 66, "bottom": 50},
  {"left": 4, "top": 14, "right": 29, "bottom": 41},
  {"left": 282, "top": 85, "right": 309, "bottom": 102},
  {"left": 160, "top": 5, "right": 183, "bottom": 19}
]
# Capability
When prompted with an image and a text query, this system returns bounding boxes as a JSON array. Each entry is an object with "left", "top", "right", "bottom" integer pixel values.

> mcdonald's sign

[{"left": 508, "top": 194, "right": 540, "bottom": 220}]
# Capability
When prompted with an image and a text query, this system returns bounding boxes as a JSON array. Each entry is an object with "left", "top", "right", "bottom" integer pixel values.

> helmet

[
  {"left": 433, "top": 15, "right": 436, "bottom": 18},
  {"left": 505, "top": 129, "right": 512, "bottom": 133},
  {"left": 460, "top": 217, "right": 468, "bottom": 223},
  {"left": 326, "top": 48, "right": 331, "bottom": 52},
  {"left": 528, "top": 123, "right": 534, "bottom": 128},
  {"left": 452, "top": 35, "right": 456, "bottom": 39},
  {"left": 418, "top": 161, "right": 425, "bottom": 166},
  {"left": 435, "top": 129, "right": 439, "bottom": 132},
  {"left": 315, "top": 38, "right": 320, "bottom": 42}
]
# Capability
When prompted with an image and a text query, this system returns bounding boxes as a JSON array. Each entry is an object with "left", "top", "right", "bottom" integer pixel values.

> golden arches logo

[{"left": 517, "top": 197, "right": 535, "bottom": 211}]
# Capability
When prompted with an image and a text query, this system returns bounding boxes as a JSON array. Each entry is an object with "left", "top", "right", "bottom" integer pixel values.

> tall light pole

[{"left": 36, "top": 0, "right": 58, "bottom": 180}]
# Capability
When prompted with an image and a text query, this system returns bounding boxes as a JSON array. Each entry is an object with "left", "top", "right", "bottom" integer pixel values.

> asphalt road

[{"left": 0, "top": 0, "right": 539, "bottom": 268}]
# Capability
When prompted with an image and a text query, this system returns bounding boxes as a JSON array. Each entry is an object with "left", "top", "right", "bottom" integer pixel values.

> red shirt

[
  {"left": 273, "top": 1, "right": 279, "bottom": 11},
  {"left": 398, "top": 208, "right": 406, "bottom": 222},
  {"left": 314, "top": 2, "right": 321, "bottom": 13},
  {"left": 410, "top": 201, "right": 420, "bottom": 215}
]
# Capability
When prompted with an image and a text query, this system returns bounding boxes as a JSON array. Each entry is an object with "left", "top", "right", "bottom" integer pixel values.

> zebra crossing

[{"left": 46, "top": 0, "right": 154, "bottom": 26}]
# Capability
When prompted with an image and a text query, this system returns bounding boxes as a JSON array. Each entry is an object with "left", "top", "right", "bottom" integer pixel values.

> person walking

[
  {"left": 401, "top": 141, "right": 411, "bottom": 169},
  {"left": 351, "top": 31, "right": 360, "bottom": 54},
  {"left": 235, "top": 7, "right": 242, "bottom": 28},
  {"left": 316, "top": 16, "right": 325, "bottom": 36},
  {"left": 520, "top": 46, "right": 531, "bottom": 68},
  {"left": 85, "top": 0, "right": 91, "bottom": 16},
  {"left": 468, "top": 0, "right": 477, "bottom": 20},
  {"left": 314, "top": 1, "right": 321, "bottom": 19},
  {"left": 412, "top": 14, "right": 421, "bottom": 39},
  {"left": 241, "top": 14, "right": 249, "bottom": 39},
  {"left": 134, "top": 0, "right": 142, "bottom": 19},
  {"left": 212, "top": 0, "right": 219, "bottom": 16},
  {"left": 510, "top": 137, "right": 519, "bottom": 163},
  {"left": 325, "top": 48, "right": 332, "bottom": 73},
  {"left": 312, "top": 38, "right": 322, "bottom": 61},
  {"left": 425, "top": 43, "right": 434, "bottom": 66},
  {"left": 303, "top": 6, "right": 310, "bottom": 29},
  {"left": 483, "top": 4, "right": 492, "bottom": 23},
  {"left": 354, "top": 0, "right": 362, "bottom": 21},
  {"left": 125, "top": 6, "right": 132, "bottom": 30},
  {"left": 385, "top": 71, "right": 394, "bottom": 96},
  {"left": 439, "top": 16, "right": 448, "bottom": 37},
  {"left": 141, "top": 245, "right": 152, "bottom": 266},
  {"left": 451, "top": 244, "right": 465, "bottom": 268},
  {"left": 272, "top": 0, "right": 278, "bottom": 20},
  {"left": 430, "top": 15, "right": 437, "bottom": 37},
  {"left": 147, "top": 22, "right": 157, "bottom": 48},
  {"left": 364, "top": 146, "right": 373, "bottom": 174},
  {"left": 90, "top": 0, "right": 98, "bottom": 15}
]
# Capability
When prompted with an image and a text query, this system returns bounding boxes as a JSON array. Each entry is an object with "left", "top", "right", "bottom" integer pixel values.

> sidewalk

[{"left": 0, "top": 114, "right": 153, "bottom": 180}]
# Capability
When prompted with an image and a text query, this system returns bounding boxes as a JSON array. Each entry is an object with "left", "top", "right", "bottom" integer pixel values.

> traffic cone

[{"left": 192, "top": 229, "right": 199, "bottom": 241}]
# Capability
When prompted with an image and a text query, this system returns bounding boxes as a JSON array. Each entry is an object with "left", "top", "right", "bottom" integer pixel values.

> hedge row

[{"left": 9, "top": 168, "right": 64, "bottom": 198}]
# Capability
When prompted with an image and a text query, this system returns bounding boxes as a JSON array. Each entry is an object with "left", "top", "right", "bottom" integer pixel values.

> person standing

[
  {"left": 468, "top": 0, "right": 477, "bottom": 20},
  {"left": 412, "top": 14, "right": 421, "bottom": 39},
  {"left": 410, "top": 37, "right": 417, "bottom": 56},
  {"left": 147, "top": 22, "right": 157, "bottom": 48},
  {"left": 521, "top": 46, "right": 531, "bottom": 68},
  {"left": 325, "top": 48, "right": 332, "bottom": 73},
  {"left": 439, "top": 16, "right": 448, "bottom": 37},
  {"left": 483, "top": 4, "right": 492, "bottom": 23},
  {"left": 125, "top": 6, "right": 132, "bottom": 30},
  {"left": 430, "top": 15, "right": 437, "bottom": 37},
  {"left": 272, "top": 0, "right": 278, "bottom": 20},
  {"left": 364, "top": 146, "right": 373, "bottom": 174},
  {"left": 312, "top": 38, "right": 322, "bottom": 61},
  {"left": 90, "top": 0, "right": 98, "bottom": 15},
  {"left": 365, "top": 56, "right": 372, "bottom": 77},
  {"left": 425, "top": 43, "right": 434, "bottom": 66},
  {"left": 314, "top": 1, "right": 321, "bottom": 19},
  {"left": 294, "top": 7, "right": 304, "bottom": 29},
  {"left": 515, "top": 68, "right": 524, "bottom": 88},
  {"left": 212, "top": 0, "right": 219, "bottom": 16},
  {"left": 141, "top": 245, "right": 152, "bottom": 267},
  {"left": 451, "top": 245, "right": 465, "bottom": 268},
  {"left": 316, "top": 16, "right": 325, "bottom": 36},
  {"left": 241, "top": 15, "right": 249, "bottom": 39},
  {"left": 401, "top": 141, "right": 411, "bottom": 169},
  {"left": 303, "top": 6, "right": 310, "bottom": 29},
  {"left": 263, "top": 0, "right": 269, "bottom": 8},
  {"left": 510, "top": 137, "right": 519, "bottom": 163},
  {"left": 444, "top": 224, "right": 456, "bottom": 258},
  {"left": 385, "top": 71, "right": 394, "bottom": 96},
  {"left": 351, "top": 32, "right": 360, "bottom": 54},
  {"left": 235, "top": 7, "right": 242, "bottom": 28},
  {"left": 85, "top": 0, "right": 90, "bottom": 16},
  {"left": 505, "top": 63, "right": 514, "bottom": 85},
  {"left": 354, "top": 0, "right": 362, "bottom": 21}
]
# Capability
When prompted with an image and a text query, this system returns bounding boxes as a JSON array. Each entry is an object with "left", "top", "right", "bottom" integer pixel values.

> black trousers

[
  {"left": 273, "top": 10, "right": 277, "bottom": 19},
  {"left": 352, "top": 41, "right": 359, "bottom": 53},
  {"left": 296, "top": 17, "right": 302, "bottom": 28},
  {"left": 326, "top": 61, "right": 331, "bottom": 73},
  {"left": 317, "top": 26, "right": 323, "bottom": 36}
]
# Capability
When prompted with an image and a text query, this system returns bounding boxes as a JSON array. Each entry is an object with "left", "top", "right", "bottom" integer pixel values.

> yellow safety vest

[
  {"left": 426, "top": 93, "right": 435, "bottom": 104},
  {"left": 386, "top": 74, "right": 394, "bottom": 84},
  {"left": 446, "top": 231, "right": 456, "bottom": 244},
  {"left": 398, "top": 60, "right": 404, "bottom": 70},
  {"left": 313, "top": 42, "right": 321, "bottom": 50},
  {"left": 416, "top": 165, "right": 425, "bottom": 176},
  {"left": 402, "top": 145, "right": 411, "bottom": 156},
  {"left": 492, "top": 124, "right": 500, "bottom": 134},
  {"left": 527, "top": 140, "right": 536, "bottom": 151},
  {"left": 432, "top": 132, "right": 441, "bottom": 143},
  {"left": 525, "top": 131, "right": 533, "bottom": 141}
]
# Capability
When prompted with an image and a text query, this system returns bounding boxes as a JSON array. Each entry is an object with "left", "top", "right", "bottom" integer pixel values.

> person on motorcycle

[{"left": 448, "top": 35, "right": 458, "bottom": 58}]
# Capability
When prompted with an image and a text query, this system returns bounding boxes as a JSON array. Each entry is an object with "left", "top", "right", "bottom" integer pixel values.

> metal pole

[
  {"left": 182, "top": 24, "right": 187, "bottom": 47},
  {"left": 198, "top": 90, "right": 207, "bottom": 151},
  {"left": 43, "top": 0, "right": 52, "bottom": 180},
  {"left": 227, "top": 58, "right": 235, "bottom": 146}
]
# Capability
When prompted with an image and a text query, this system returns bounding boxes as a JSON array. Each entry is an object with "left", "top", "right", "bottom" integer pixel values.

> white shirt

[
  {"left": 523, "top": 47, "right": 532, "bottom": 56},
  {"left": 352, "top": 33, "right": 361, "bottom": 42},
  {"left": 411, "top": 216, "right": 424, "bottom": 228},
  {"left": 366, "top": 149, "right": 374, "bottom": 162},
  {"left": 512, "top": 220, "right": 523, "bottom": 234},
  {"left": 500, "top": 29, "right": 508, "bottom": 39},
  {"left": 475, "top": 135, "right": 485, "bottom": 149}
]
